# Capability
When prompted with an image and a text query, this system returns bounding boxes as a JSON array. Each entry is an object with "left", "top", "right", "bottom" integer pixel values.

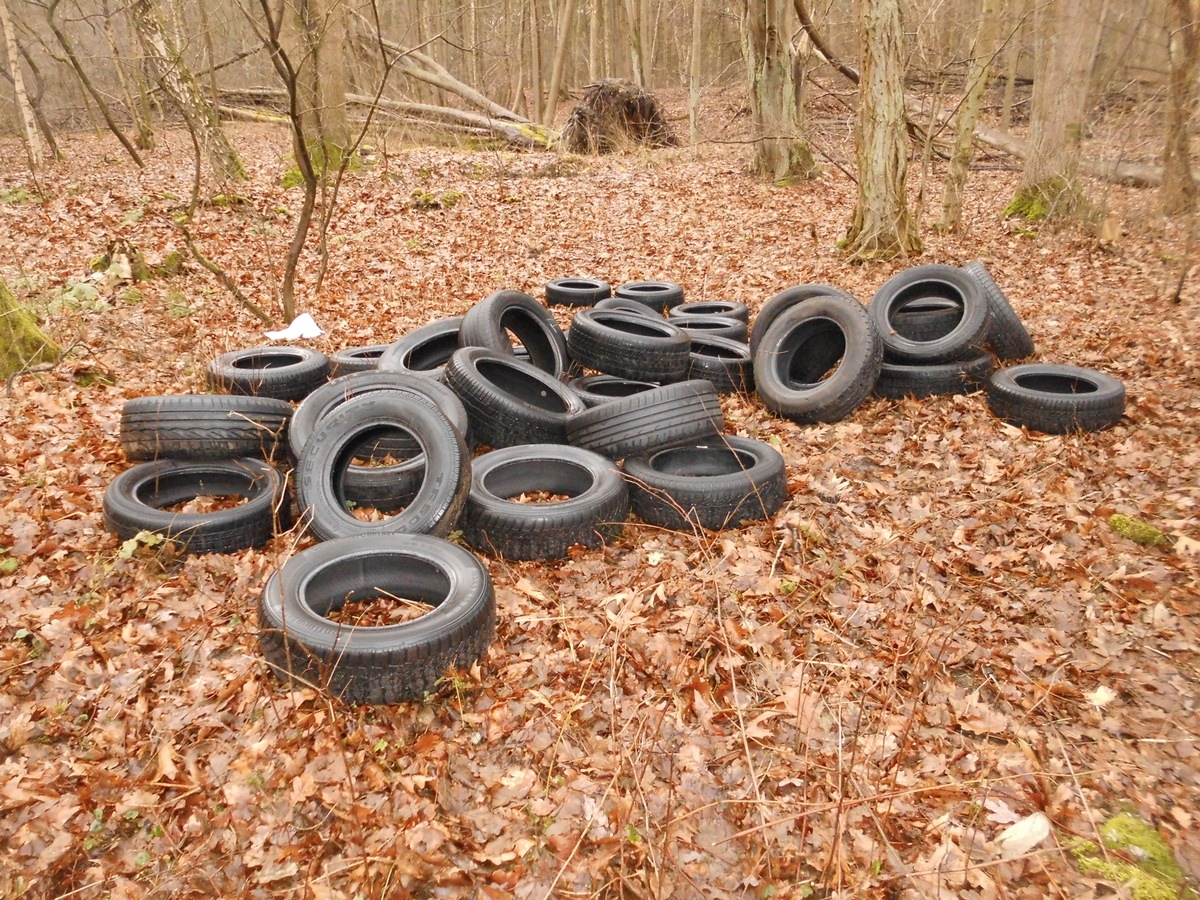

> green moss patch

[
  {"left": 1071, "top": 812, "right": 1196, "bottom": 900},
  {"left": 1109, "top": 514, "right": 1170, "bottom": 547}
]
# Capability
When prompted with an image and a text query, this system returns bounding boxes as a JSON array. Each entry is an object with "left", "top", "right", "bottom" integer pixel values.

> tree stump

[
  {"left": 559, "top": 80, "right": 679, "bottom": 154},
  {"left": 1, "top": 280, "right": 59, "bottom": 381}
]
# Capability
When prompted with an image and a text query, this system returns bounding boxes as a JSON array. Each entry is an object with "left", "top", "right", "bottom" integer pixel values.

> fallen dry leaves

[{"left": 0, "top": 91, "right": 1197, "bottom": 899}]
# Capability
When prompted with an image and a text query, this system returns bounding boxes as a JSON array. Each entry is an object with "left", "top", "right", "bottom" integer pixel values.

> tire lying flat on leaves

[
  {"left": 330, "top": 344, "right": 390, "bottom": 378},
  {"left": 120, "top": 395, "right": 292, "bottom": 461},
  {"left": 445, "top": 347, "right": 587, "bottom": 448},
  {"left": 753, "top": 293, "right": 883, "bottom": 424},
  {"left": 670, "top": 300, "right": 750, "bottom": 324},
  {"left": 623, "top": 436, "right": 787, "bottom": 531},
  {"left": 290, "top": 372, "right": 470, "bottom": 513},
  {"left": 749, "top": 284, "right": 859, "bottom": 359},
  {"left": 615, "top": 280, "right": 685, "bottom": 312},
  {"left": 464, "top": 444, "right": 629, "bottom": 560},
  {"left": 258, "top": 534, "right": 495, "bottom": 704},
  {"left": 567, "top": 308, "right": 691, "bottom": 383},
  {"left": 103, "top": 457, "right": 287, "bottom": 554},
  {"left": 568, "top": 374, "right": 660, "bottom": 407},
  {"left": 874, "top": 353, "right": 995, "bottom": 400},
  {"left": 567, "top": 379, "right": 725, "bottom": 460},
  {"left": 962, "top": 260, "right": 1035, "bottom": 360},
  {"left": 378, "top": 317, "right": 464, "bottom": 380},
  {"left": 296, "top": 391, "right": 470, "bottom": 541},
  {"left": 869, "top": 265, "right": 990, "bottom": 364},
  {"left": 593, "top": 296, "right": 663, "bottom": 318},
  {"left": 206, "top": 346, "right": 330, "bottom": 401},
  {"left": 459, "top": 289, "right": 571, "bottom": 377},
  {"left": 986, "top": 363, "right": 1125, "bottom": 434},
  {"left": 546, "top": 277, "right": 611, "bottom": 307}
]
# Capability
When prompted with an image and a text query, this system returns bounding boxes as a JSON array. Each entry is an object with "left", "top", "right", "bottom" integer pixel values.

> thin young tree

[
  {"left": 843, "top": 0, "right": 920, "bottom": 259},
  {"left": 0, "top": 0, "right": 45, "bottom": 169},
  {"left": 742, "top": 0, "right": 818, "bottom": 182},
  {"left": 1162, "top": 0, "right": 1199, "bottom": 215}
]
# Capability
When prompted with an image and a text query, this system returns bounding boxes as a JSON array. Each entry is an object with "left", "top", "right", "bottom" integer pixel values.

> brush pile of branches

[{"left": 559, "top": 80, "right": 678, "bottom": 154}]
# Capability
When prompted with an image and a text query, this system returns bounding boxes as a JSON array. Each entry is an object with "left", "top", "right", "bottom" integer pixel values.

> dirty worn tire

[
  {"left": 671, "top": 314, "right": 749, "bottom": 343},
  {"left": 986, "top": 363, "right": 1125, "bottom": 434},
  {"left": 378, "top": 317, "right": 464, "bottom": 380},
  {"left": 873, "top": 353, "right": 995, "bottom": 399},
  {"left": 623, "top": 436, "right": 787, "bottom": 531},
  {"left": 258, "top": 534, "right": 495, "bottom": 704},
  {"left": 670, "top": 300, "right": 750, "bottom": 324},
  {"left": 120, "top": 395, "right": 292, "bottom": 461},
  {"left": 869, "top": 265, "right": 991, "bottom": 364},
  {"left": 295, "top": 391, "right": 470, "bottom": 541},
  {"left": 546, "top": 277, "right": 611, "bottom": 307},
  {"left": 749, "top": 284, "right": 859, "bottom": 359},
  {"left": 463, "top": 444, "right": 629, "bottom": 560},
  {"left": 963, "top": 261, "right": 1035, "bottom": 360},
  {"left": 567, "top": 375, "right": 660, "bottom": 407},
  {"left": 444, "top": 347, "right": 586, "bottom": 448},
  {"left": 889, "top": 298, "right": 961, "bottom": 343},
  {"left": 206, "top": 346, "right": 330, "bottom": 401},
  {"left": 567, "top": 308, "right": 691, "bottom": 382},
  {"left": 330, "top": 345, "right": 390, "bottom": 378},
  {"left": 615, "top": 280, "right": 685, "bottom": 312},
  {"left": 687, "top": 335, "right": 753, "bottom": 394},
  {"left": 459, "top": 289, "right": 571, "bottom": 377},
  {"left": 103, "top": 457, "right": 287, "bottom": 554},
  {"left": 753, "top": 293, "right": 883, "bottom": 424},
  {"left": 567, "top": 379, "right": 725, "bottom": 460}
]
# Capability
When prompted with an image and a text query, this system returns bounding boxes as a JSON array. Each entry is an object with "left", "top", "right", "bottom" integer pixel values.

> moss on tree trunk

[{"left": 1, "top": 280, "right": 59, "bottom": 380}]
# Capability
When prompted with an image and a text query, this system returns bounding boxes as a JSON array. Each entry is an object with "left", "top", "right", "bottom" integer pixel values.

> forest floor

[{"left": 0, "top": 87, "right": 1198, "bottom": 900}]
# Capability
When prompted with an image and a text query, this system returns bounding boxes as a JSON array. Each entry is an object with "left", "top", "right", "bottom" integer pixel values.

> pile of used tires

[{"left": 102, "top": 261, "right": 1124, "bottom": 704}]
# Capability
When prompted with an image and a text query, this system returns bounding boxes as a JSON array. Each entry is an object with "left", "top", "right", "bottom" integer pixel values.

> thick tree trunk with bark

[
  {"left": 939, "top": 0, "right": 1000, "bottom": 231},
  {"left": 1162, "top": 0, "right": 1199, "bottom": 215},
  {"left": 282, "top": 0, "right": 352, "bottom": 165},
  {"left": 742, "top": 0, "right": 818, "bottom": 182},
  {"left": 0, "top": 0, "right": 44, "bottom": 169},
  {"left": 843, "top": 0, "right": 920, "bottom": 259},
  {"left": 131, "top": 0, "right": 246, "bottom": 181},
  {"left": 0, "top": 280, "right": 59, "bottom": 381},
  {"left": 1007, "top": 0, "right": 1104, "bottom": 220}
]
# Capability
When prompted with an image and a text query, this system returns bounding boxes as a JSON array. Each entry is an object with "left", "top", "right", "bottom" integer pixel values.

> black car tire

[
  {"left": 670, "top": 300, "right": 750, "bottom": 324},
  {"left": 869, "top": 265, "right": 990, "bottom": 363},
  {"left": 615, "top": 280, "right": 685, "bottom": 312},
  {"left": 873, "top": 353, "right": 995, "bottom": 399},
  {"left": 963, "top": 261, "right": 1036, "bottom": 360},
  {"left": 986, "top": 363, "right": 1125, "bottom": 434},
  {"left": 688, "top": 335, "right": 753, "bottom": 394},
  {"left": 330, "top": 345, "right": 390, "bottom": 378},
  {"left": 444, "top": 347, "right": 586, "bottom": 448},
  {"left": 206, "top": 346, "right": 330, "bottom": 401},
  {"left": 623, "top": 436, "right": 787, "bottom": 531},
  {"left": 103, "top": 457, "right": 287, "bottom": 554},
  {"left": 463, "top": 444, "right": 629, "bottom": 560},
  {"left": 889, "top": 298, "right": 962, "bottom": 343},
  {"left": 295, "top": 391, "right": 470, "bottom": 541},
  {"left": 120, "top": 395, "right": 292, "bottom": 461},
  {"left": 593, "top": 296, "right": 663, "bottom": 317},
  {"left": 567, "top": 375, "right": 660, "bottom": 407},
  {"left": 545, "top": 277, "right": 611, "bottom": 307},
  {"left": 258, "top": 534, "right": 495, "bottom": 704},
  {"left": 377, "top": 317, "right": 464, "bottom": 380},
  {"left": 670, "top": 314, "right": 749, "bottom": 343},
  {"left": 753, "top": 293, "right": 883, "bottom": 424},
  {"left": 567, "top": 308, "right": 691, "bottom": 383},
  {"left": 567, "top": 379, "right": 725, "bottom": 460},
  {"left": 459, "top": 289, "right": 571, "bottom": 377},
  {"left": 749, "top": 284, "right": 859, "bottom": 359}
]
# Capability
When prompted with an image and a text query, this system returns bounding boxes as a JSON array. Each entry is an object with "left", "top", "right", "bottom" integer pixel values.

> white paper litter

[{"left": 265, "top": 312, "right": 323, "bottom": 340}]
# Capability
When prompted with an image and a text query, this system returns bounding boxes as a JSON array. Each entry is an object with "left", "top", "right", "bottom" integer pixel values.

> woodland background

[{"left": 0, "top": 0, "right": 1198, "bottom": 898}]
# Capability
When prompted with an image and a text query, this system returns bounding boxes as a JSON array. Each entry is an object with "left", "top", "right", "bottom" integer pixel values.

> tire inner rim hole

[
  {"left": 594, "top": 315, "right": 671, "bottom": 338},
  {"left": 649, "top": 445, "right": 756, "bottom": 477},
  {"left": 324, "top": 591, "right": 437, "bottom": 627},
  {"left": 628, "top": 284, "right": 668, "bottom": 293},
  {"left": 333, "top": 425, "right": 427, "bottom": 517},
  {"left": 683, "top": 321, "right": 728, "bottom": 332},
  {"left": 561, "top": 280, "right": 598, "bottom": 289},
  {"left": 484, "top": 459, "right": 594, "bottom": 501},
  {"left": 477, "top": 360, "right": 569, "bottom": 411},
  {"left": 889, "top": 284, "right": 965, "bottom": 325},
  {"left": 589, "top": 381, "right": 654, "bottom": 398},
  {"left": 777, "top": 319, "right": 847, "bottom": 386},
  {"left": 498, "top": 310, "right": 552, "bottom": 369},
  {"left": 139, "top": 471, "right": 260, "bottom": 511},
  {"left": 163, "top": 493, "right": 247, "bottom": 514},
  {"left": 232, "top": 353, "right": 304, "bottom": 369},
  {"left": 694, "top": 342, "right": 744, "bottom": 360},
  {"left": 407, "top": 334, "right": 459, "bottom": 370},
  {"left": 347, "top": 424, "right": 423, "bottom": 466},
  {"left": 307, "top": 556, "right": 451, "bottom": 622},
  {"left": 1014, "top": 373, "right": 1098, "bottom": 395}
]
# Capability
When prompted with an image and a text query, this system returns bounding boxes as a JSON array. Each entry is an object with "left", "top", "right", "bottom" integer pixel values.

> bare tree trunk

[
  {"left": 1162, "top": 0, "right": 1200, "bottom": 215},
  {"left": 282, "top": 0, "right": 352, "bottom": 166},
  {"left": 132, "top": 0, "right": 246, "bottom": 181},
  {"left": 1006, "top": 0, "right": 1103, "bottom": 220},
  {"left": 999, "top": 0, "right": 1024, "bottom": 133},
  {"left": 688, "top": 0, "right": 702, "bottom": 142},
  {"left": 742, "top": 0, "right": 818, "bottom": 182},
  {"left": 101, "top": 0, "right": 155, "bottom": 151},
  {"left": 843, "top": 0, "right": 920, "bottom": 259},
  {"left": 588, "top": 0, "right": 603, "bottom": 80},
  {"left": 2, "top": 44, "right": 60, "bottom": 159},
  {"left": 543, "top": 0, "right": 579, "bottom": 124},
  {"left": 624, "top": 0, "right": 646, "bottom": 86},
  {"left": 530, "top": 0, "right": 544, "bottom": 121},
  {"left": 0, "top": 0, "right": 44, "bottom": 169},
  {"left": 939, "top": 0, "right": 1000, "bottom": 231},
  {"left": 45, "top": 0, "right": 145, "bottom": 168}
]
